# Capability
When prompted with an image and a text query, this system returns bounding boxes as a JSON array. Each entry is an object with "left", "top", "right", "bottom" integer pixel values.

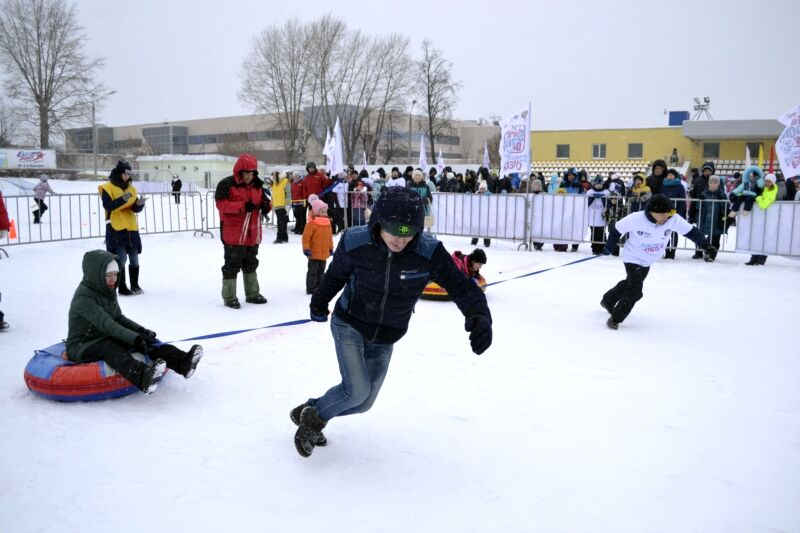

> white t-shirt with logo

[{"left": 616, "top": 211, "right": 692, "bottom": 267}]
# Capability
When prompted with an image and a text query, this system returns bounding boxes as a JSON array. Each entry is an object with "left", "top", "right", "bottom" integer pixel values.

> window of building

[
  {"left": 556, "top": 144, "right": 570, "bottom": 159},
  {"left": 592, "top": 144, "right": 606, "bottom": 159},
  {"left": 746, "top": 142, "right": 762, "bottom": 158},
  {"left": 702, "top": 142, "right": 720, "bottom": 159},
  {"left": 627, "top": 143, "right": 643, "bottom": 159}
]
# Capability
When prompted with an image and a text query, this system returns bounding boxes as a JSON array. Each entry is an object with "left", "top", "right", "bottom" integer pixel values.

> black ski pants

[
  {"left": 222, "top": 244, "right": 259, "bottom": 279},
  {"left": 274, "top": 207, "right": 289, "bottom": 242},
  {"left": 79, "top": 339, "right": 188, "bottom": 388},
  {"left": 602, "top": 262, "right": 650, "bottom": 323},
  {"left": 306, "top": 258, "right": 326, "bottom": 294}
]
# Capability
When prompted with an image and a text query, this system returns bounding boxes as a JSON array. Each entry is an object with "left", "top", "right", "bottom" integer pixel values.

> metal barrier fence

[
  {"left": 0, "top": 191, "right": 208, "bottom": 254},
  {"left": 4, "top": 188, "right": 798, "bottom": 259}
]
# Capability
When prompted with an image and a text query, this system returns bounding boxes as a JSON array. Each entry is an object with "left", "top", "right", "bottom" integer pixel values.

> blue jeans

[
  {"left": 116, "top": 245, "right": 139, "bottom": 269},
  {"left": 311, "top": 313, "right": 394, "bottom": 420}
]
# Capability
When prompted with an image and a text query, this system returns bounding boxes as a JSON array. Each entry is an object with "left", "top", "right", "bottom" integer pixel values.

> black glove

[
  {"left": 260, "top": 200, "right": 271, "bottom": 214},
  {"left": 464, "top": 315, "right": 492, "bottom": 355},
  {"left": 244, "top": 201, "right": 259, "bottom": 212},
  {"left": 121, "top": 192, "right": 132, "bottom": 202},
  {"left": 704, "top": 245, "right": 718, "bottom": 263},
  {"left": 309, "top": 303, "right": 329, "bottom": 322},
  {"left": 133, "top": 336, "right": 150, "bottom": 354},
  {"left": 141, "top": 329, "right": 157, "bottom": 343}
]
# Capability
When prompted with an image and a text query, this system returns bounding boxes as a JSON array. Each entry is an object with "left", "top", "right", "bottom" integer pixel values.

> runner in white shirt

[{"left": 600, "top": 194, "right": 717, "bottom": 330}]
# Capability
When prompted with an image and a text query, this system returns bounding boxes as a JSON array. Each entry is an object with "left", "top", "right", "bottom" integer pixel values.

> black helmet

[{"left": 469, "top": 248, "right": 487, "bottom": 265}]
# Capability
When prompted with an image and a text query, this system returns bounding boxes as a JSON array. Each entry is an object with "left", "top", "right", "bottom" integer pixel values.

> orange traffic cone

[{"left": 9, "top": 219, "right": 17, "bottom": 239}]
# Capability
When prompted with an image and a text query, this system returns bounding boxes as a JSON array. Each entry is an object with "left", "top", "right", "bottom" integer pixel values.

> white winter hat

[
  {"left": 764, "top": 173, "right": 776, "bottom": 183},
  {"left": 106, "top": 260, "right": 120, "bottom": 274}
]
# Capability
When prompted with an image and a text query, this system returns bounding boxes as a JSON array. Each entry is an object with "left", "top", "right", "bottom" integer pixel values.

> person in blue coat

[
  {"left": 661, "top": 168, "right": 688, "bottom": 259},
  {"left": 291, "top": 187, "right": 493, "bottom": 458}
]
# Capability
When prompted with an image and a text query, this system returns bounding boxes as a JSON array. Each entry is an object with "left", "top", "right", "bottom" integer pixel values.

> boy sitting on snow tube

[
  {"left": 451, "top": 248, "right": 487, "bottom": 284},
  {"left": 66, "top": 250, "right": 203, "bottom": 395}
]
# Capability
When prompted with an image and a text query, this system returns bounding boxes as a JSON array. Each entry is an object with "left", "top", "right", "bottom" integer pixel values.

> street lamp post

[
  {"left": 408, "top": 99, "right": 417, "bottom": 163},
  {"left": 92, "top": 90, "right": 117, "bottom": 178}
]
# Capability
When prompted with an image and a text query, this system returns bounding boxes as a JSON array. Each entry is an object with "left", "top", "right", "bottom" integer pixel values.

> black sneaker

[
  {"left": 180, "top": 345, "right": 203, "bottom": 379},
  {"left": 606, "top": 317, "right": 619, "bottom": 330},
  {"left": 691, "top": 251, "right": 704, "bottom": 260},
  {"left": 600, "top": 300, "right": 613, "bottom": 314},
  {"left": 245, "top": 294, "right": 267, "bottom": 304},
  {"left": 140, "top": 359, "right": 167, "bottom": 394},
  {"left": 290, "top": 403, "right": 327, "bottom": 446},
  {"left": 0, "top": 320, "right": 9, "bottom": 330},
  {"left": 224, "top": 298, "right": 241, "bottom": 309}
]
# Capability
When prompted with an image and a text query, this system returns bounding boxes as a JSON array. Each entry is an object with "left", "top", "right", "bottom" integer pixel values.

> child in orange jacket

[{"left": 303, "top": 195, "right": 334, "bottom": 294}]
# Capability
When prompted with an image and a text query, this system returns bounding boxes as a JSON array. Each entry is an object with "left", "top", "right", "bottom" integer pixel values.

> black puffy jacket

[{"left": 311, "top": 226, "right": 491, "bottom": 344}]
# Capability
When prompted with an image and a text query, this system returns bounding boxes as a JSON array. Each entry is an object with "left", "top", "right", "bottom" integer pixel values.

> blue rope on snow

[{"left": 168, "top": 257, "right": 598, "bottom": 343}]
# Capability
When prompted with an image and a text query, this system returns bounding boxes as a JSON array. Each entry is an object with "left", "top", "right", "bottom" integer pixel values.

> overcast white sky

[{"left": 75, "top": 0, "right": 799, "bottom": 130}]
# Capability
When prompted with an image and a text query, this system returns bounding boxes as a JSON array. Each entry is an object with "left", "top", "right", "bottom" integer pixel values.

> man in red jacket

[
  {"left": 214, "top": 154, "right": 270, "bottom": 309},
  {"left": 301, "top": 161, "right": 330, "bottom": 218}
]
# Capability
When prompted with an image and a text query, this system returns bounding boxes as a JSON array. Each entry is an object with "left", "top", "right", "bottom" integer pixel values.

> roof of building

[{"left": 682, "top": 119, "right": 783, "bottom": 140}]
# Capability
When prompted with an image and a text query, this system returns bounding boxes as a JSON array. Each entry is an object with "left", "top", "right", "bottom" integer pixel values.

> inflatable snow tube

[
  {"left": 24, "top": 342, "right": 163, "bottom": 402},
  {"left": 420, "top": 277, "right": 487, "bottom": 301}
]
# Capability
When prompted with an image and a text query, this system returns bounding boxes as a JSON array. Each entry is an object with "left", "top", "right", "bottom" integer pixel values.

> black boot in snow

[
  {"left": 290, "top": 403, "right": 327, "bottom": 446},
  {"left": 600, "top": 300, "right": 614, "bottom": 314},
  {"left": 606, "top": 317, "right": 619, "bottom": 330},
  {"left": 139, "top": 359, "right": 167, "bottom": 394},
  {"left": 117, "top": 270, "right": 133, "bottom": 296},
  {"left": 178, "top": 345, "right": 203, "bottom": 379},
  {"left": 745, "top": 256, "right": 759, "bottom": 266},
  {"left": 294, "top": 406, "right": 328, "bottom": 457},
  {"left": 129, "top": 265, "right": 143, "bottom": 295},
  {"left": 692, "top": 251, "right": 704, "bottom": 260}
]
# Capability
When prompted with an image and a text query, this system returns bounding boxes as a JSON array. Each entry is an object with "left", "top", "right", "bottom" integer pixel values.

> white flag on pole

[
  {"left": 437, "top": 149, "right": 444, "bottom": 175},
  {"left": 776, "top": 102, "right": 800, "bottom": 178},
  {"left": 330, "top": 117, "right": 345, "bottom": 176},
  {"left": 483, "top": 142, "right": 490, "bottom": 170},
  {"left": 362, "top": 151, "right": 368, "bottom": 169},
  {"left": 419, "top": 134, "right": 428, "bottom": 172},
  {"left": 745, "top": 145, "right": 752, "bottom": 168},
  {"left": 322, "top": 129, "right": 333, "bottom": 169},
  {"left": 499, "top": 103, "right": 532, "bottom": 177}
]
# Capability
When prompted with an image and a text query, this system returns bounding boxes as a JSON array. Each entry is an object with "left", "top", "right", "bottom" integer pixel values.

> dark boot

[
  {"left": 178, "top": 345, "right": 203, "bottom": 379},
  {"left": 484, "top": 239, "right": 491, "bottom": 247},
  {"left": 116, "top": 358, "right": 166, "bottom": 394},
  {"left": 222, "top": 277, "right": 240, "bottom": 308},
  {"left": 745, "top": 256, "right": 759, "bottom": 266},
  {"left": 129, "top": 265, "right": 143, "bottom": 295},
  {"left": 139, "top": 359, "right": 167, "bottom": 394},
  {"left": 606, "top": 317, "right": 619, "bottom": 330},
  {"left": 470, "top": 238, "right": 478, "bottom": 245},
  {"left": 294, "top": 406, "right": 328, "bottom": 457},
  {"left": 757, "top": 255, "right": 767, "bottom": 265},
  {"left": 692, "top": 250, "right": 704, "bottom": 260},
  {"left": 600, "top": 300, "right": 614, "bottom": 314},
  {"left": 33, "top": 209, "right": 40, "bottom": 223},
  {"left": 117, "top": 270, "right": 133, "bottom": 296},
  {"left": 243, "top": 272, "right": 267, "bottom": 304},
  {"left": 290, "top": 403, "right": 327, "bottom": 446}
]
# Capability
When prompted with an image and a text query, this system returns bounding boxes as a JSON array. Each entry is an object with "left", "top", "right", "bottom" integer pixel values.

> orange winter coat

[{"left": 302, "top": 214, "right": 334, "bottom": 260}]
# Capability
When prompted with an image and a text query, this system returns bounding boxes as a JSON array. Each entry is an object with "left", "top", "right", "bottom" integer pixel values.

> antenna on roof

[{"left": 691, "top": 97, "right": 713, "bottom": 120}]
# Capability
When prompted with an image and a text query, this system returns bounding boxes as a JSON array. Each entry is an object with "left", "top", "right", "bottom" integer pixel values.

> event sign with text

[
  {"left": 0, "top": 149, "right": 57, "bottom": 169},
  {"left": 499, "top": 105, "right": 531, "bottom": 176},
  {"left": 776, "top": 103, "right": 800, "bottom": 178}
]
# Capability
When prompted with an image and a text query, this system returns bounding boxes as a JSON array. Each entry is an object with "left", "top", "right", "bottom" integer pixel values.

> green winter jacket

[{"left": 65, "top": 250, "right": 146, "bottom": 362}]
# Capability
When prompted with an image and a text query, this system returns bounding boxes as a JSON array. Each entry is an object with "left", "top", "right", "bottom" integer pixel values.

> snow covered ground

[{"left": 0, "top": 179, "right": 798, "bottom": 533}]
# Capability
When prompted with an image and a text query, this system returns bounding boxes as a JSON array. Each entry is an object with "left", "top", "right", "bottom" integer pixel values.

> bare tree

[
  {"left": 486, "top": 131, "right": 501, "bottom": 168},
  {"left": 0, "top": 97, "right": 19, "bottom": 147},
  {"left": 217, "top": 132, "right": 259, "bottom": 158},
  {"left": 414, "top": 39, "right": 461, "bottom": 159},
  {"left": 0, "top": 0, "right": 106, "bottom": 148}
]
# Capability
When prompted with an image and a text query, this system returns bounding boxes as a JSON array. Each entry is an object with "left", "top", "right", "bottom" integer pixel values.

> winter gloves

[
  {"left": 309, "top": 303, "right": 329, "bottom": 322},
  {"left": 133, "top": 336, "right": 150, "bottom": 354},
  {"left": 121, "top": 192, "right": 132, "bottom": 202},
  {"left": 465, "top": 315, "right": 492, "bottom": 355},
  {"left": 244, "top": 201, "right": 259, "bottom": 212}
]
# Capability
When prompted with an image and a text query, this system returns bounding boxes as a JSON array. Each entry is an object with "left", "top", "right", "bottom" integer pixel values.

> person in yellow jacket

[
  {"left": 270, "top": 171, "right": 292, "bottom": 244},
  {"left": 745, "top": 172, "right": 779, "bottom": 266},
  {"left": 98, "top": 160, "right": 147, "bottom": 295}
]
